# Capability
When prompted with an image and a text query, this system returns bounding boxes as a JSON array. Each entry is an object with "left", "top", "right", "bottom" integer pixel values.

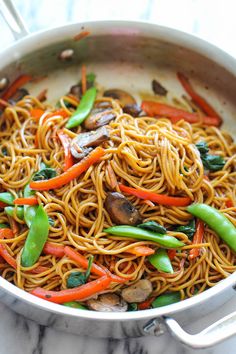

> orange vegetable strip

[
  {"left": 30, "top": 147, "right": 104, "bottom": 191},
  {"left": 9, "top": 218, "right": 19, "bottom": 235},
  {"left": 167, "top": 249, "right": 177, "bottom": 260},
  {"left": 73, "top": 30, "right": 90, "bottom": 41},
  {"left": 64, "top": 246, "right": 106, "bottom": 277},
  {"left": 43, "top": 242, "right": 65, "bottom": 258},
  {"left": 127, "top": 246, "right": 155, "bottom": 257},
  {"left": 31, "top": 108, "right": 45, "bottom": 120},
  {"left": 31, "top": 275, "right": 112, "bottom": 303},
  {"left": 2, "top": 75, "right": 32, "bottom": 101},
  {"left": 14, "top": 197, "right": 38, "bottom": 206},
  {"left": 119, "top": 184, "right": 191, "bottom": 207},
  {"left": 189, "top": 220, "right": 204, "bottom": 260},
  {"left": 0, "top": 201, "right": 7, "bottom": 208},
  {"left": 0, "top": 98, "right": 10, "bottom": 108},
  {"left": 30, "top": 266, "right": 50, "bottom": 274},
  {"left": 107, "top": 164, "right": 118, "bottom": 189},
  {"left": 138, "top": 297, "right": 155, "bottom": 310},
  {"left": 57, "top": 130, "right": 74, "bottom": 171},
  {"left": 81, "top": 64, "right": 87, "bottom": 95},
  {"left": 0, "top": 229, "right": 16, "bottom": 269},
  {"left": 177, "top": 72, "right": 222, "bottom": 122},
  {"left": 226, "top": 199, "right": 234, "bottom": 208},
  {"left": 141, "top": 101, "right": 220, "bottom": 127},
  {"left": 65, "top": 246, "right": 128, "bottom": 283}
]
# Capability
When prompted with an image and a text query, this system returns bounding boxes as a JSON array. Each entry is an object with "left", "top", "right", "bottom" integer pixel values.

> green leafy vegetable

[
  {"left": 196, "top": 141, "right": 225, "bottom": 172},
  {"left": 1, "top": 147, "right": 8, "bottom": 156},
  {"left": 173, "top": 219, "right": 195, "bottom": 239},
  {"left": 67, "top": 255, "right": 94, "bottom": 288},
  {"left": 85, "top": 72, "right": 96, "bottom": 86},
  {"left": 48, "top": 217, "right": 55, "bottom": 227},
  {"left": 63, "top": 301, "right": 87, "bottom": 310},
  {"left": 128, "top": 303, "right": 138, "bottom": 311},
  {"left": 137, "top": 221, "right": 166, "bottom": 234},
  {"left": 0, "top": 223, "right": 9, "bottom": 228},
  {"left": 32, "top": 168, "right": 57, "bottom": 181}
]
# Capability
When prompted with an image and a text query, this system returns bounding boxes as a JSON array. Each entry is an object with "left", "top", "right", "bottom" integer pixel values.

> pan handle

[
  {"left": 0, "top": 0, "right": 29, "bottom": 40},
  {"left": 144, "top": 312, "right": 236, "bottom": 348}
]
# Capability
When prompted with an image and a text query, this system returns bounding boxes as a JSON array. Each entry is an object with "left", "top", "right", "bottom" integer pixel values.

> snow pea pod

[
  {"left": 66, "top": 87, "right": 97, "bottom": 129},
  {"left": 104, "top": 225, "right": 185, "bottom": 248},
  {"left": 187, "top": 203, "right": 236, "bottom": 252},
  {"left": 0, "top": 192, "right": 14, "bottom": 205},
  {"left": 152, "top": 292, "right": 181, "bottom": 308},
  {"left": 5, "top": 206, "right": 24, "bottom": 220},
  {"left": 63, "top": 302, "right": 87, "bottom": 310},
  {"left": 148, "top": 249, "right": 173, "bottom": 273},
  {"left": 21, "top": 205, "right": 49, "bottom": 267},
  {"left": 23, "top": 183, "right": 37, "bottom": 227}
]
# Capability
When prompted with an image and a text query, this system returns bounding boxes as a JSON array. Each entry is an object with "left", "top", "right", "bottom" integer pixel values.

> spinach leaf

[
  {"left": 67, "top": 255, "right": 93, "bottom": 288},
  {"left": 32, "top": 168, "right": 57, "bottom": 181},
  {"left": 196, "top": 141, "right": 225, "bottom": 172},
  {"left": 201, "top": 154, "right": 225, "bottom": 172},
  {"left": 48, "top": 217, "right": 55, "bottom": 227},
  {"left": 1, "top": 147, "right": 8, "bottom": 156},
  {"left": 128, "top": 303, "right": 138, "bottom": 311},
  {"left": 195, "top": 141, "right": 209, "bottom": 154},
  {"left": 85, "top": 72, "right": 96, "bottom": 86},
  {"left": 0, "top": 223, "right": 9, "bottom": 228},
  {"left": 173, "top": 219, "right": 195, "bottom": 239},
  {"left": 137, "top": 221, "right": 166, "bottom": 234}
]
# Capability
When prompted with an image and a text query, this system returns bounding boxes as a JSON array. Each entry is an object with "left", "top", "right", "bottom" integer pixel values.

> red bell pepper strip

[
  {"left": 43, "top": 242, "right": 65, "bottom": 258},
  {"left": 14, "top": 197, "right": 38, "bottom": 206},
  {"left": 0, "top": 229, "right": 16, "bottom": 269},
  {"left": 141, "top": 101, "right": 220, "bottom": 126},
  {"left": 119, "top": 184, "right": 191, "bottom": 207},
  {"left": 2, "top": 75, "right": 32, "bottom": 101},
  {"left": 226, "top": 199, "right": 234, "bottom": 208},
  {"left": 138, "top": 297, "right": 155, "bottom": 310},
  {"left": 64, "top": 246, "right": 129, "bottom": 283},
  {"left": 167, "top": 249, "right": 177, "bottom": 260},
  {"left": 31, "top": 275, "right": 112, "bottom": 303},
  {"left": 177, "top": 72, "right": 222, "bottom": 123},
  {"left": 57, "top": 130, "right": 74, "bottom": 171},
  {"left": 30, "top": 147, "right": 104, "bottom": 191},
  {"left": 189, "top": 220, "right": 204, "bottom": 260}
]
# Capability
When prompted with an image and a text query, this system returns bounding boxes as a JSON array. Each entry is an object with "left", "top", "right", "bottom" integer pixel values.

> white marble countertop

[{"left": 1, "top": 1, "right": 236, "bottom": 353}]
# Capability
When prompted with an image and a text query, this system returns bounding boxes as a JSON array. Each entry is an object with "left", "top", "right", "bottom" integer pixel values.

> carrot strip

[
  {"left": 31, "top": 108, "right": 45, "bottom": 120},
  {"left": 189, "top": 220, "right": 204, "bottom": 260},
  {"left": 30, "top": 266, "right": 50, "bottom": 274},
  {"left": 30, "top": 147, "right": 104, "bottom": 191},
  {"left": 31, "top": 275, "right": 112, "bottom": 303},
  {"left": 138, "top": 297, "right": 155, "bottom": 310},
  {"left": 2, "top": 75, "right": 32, "bottom": 101},
  {"left": 0, "top": 229, "right": 16, "bottom": 269},
  {"left": 226, "top": 199, "right": 234, "bottom": 208},
  {"left": 14, "top": 197, "right": 38, "bottom": 206},
  {"left": 168, "top": 249, "right": 177, "bottom": 260},
  {"left": 127, "top": 246, "right": 155, "bottom": 257},
  {"left": 141, "top": 101, "right": 220, "bottom": 126},
  {"left": 43, "top": 242, "right": 65, "bottom": 258},
  {"left": 73, "top": 31, "right": 90, "bottom": 41},
  {"left": 119, "top": 184, "right": 191, "bottom": 207},
  {"left": 57, "top": 130, "right": 74, "bottom": 171},
  {"left": 0, "top": 201, "right": 7, "bottom": 208},
  {"left": 107, "top": 164, "right": 118, "bottom": 189},
  {"left": 177, "top": 72, "right": 222, "bottom": 122},
  {"left": 81, "top": 64, "right": 87, "bottom": 95},
  {"left": 64, "top": 246, "right": 129, "bottom": 283}
]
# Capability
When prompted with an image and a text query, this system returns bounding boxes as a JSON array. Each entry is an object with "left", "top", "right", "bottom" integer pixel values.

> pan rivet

[
  {"left": 59, "top": 49, "right": 74, "bottom": 61},
  {"left": 0, "top": 77, "right": 9, "bottom": 91}
]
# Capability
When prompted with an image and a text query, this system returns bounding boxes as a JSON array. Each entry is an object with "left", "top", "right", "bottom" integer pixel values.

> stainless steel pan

[{"left": 1, "top": 0, "right": 236, "bottom": 348}]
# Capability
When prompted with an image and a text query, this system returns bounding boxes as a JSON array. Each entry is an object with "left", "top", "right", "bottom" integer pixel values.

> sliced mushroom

[
  {"left": 103, "top": 89, "right": 136, "bottom": 107},
  {"left": 104, "top": 192, "right": 142, "bottom": 226},
  {"left": 70, "top": 126, "right": 109, "bottom": 159},
  {"left": 121, "top": 280, "right": 153, "bottom": 303},
  {"left": 84, "top": 109, "right": 116, "bottom": 130},
  {"left": 87, "top": 293, "right": 128, "bottom": 312},
  {"left": 152, "top": 79, "right": 168, "bottom": 96},
  {"left": 123, "top": 104, "right": 142, "bottom": 117}
]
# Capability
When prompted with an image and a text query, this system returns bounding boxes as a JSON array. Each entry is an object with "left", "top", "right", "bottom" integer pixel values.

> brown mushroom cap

[
  {"left": 87, "top": 293, "right": 128, "bottom": 312},
  {"left": 104, "top": 192, "right": 142, "bottom": 226},
  {"left": 121, "top": 280, "right": 153, "bottom": 303},
  {"left": 83, "top": 108, "right": 116, "bottom": 130},
  {"left": 70, "top": 126, "right": 109, "bottom": 159},
  {"left": 103, "top": 89, "right": 136, "bottom": 107}
]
